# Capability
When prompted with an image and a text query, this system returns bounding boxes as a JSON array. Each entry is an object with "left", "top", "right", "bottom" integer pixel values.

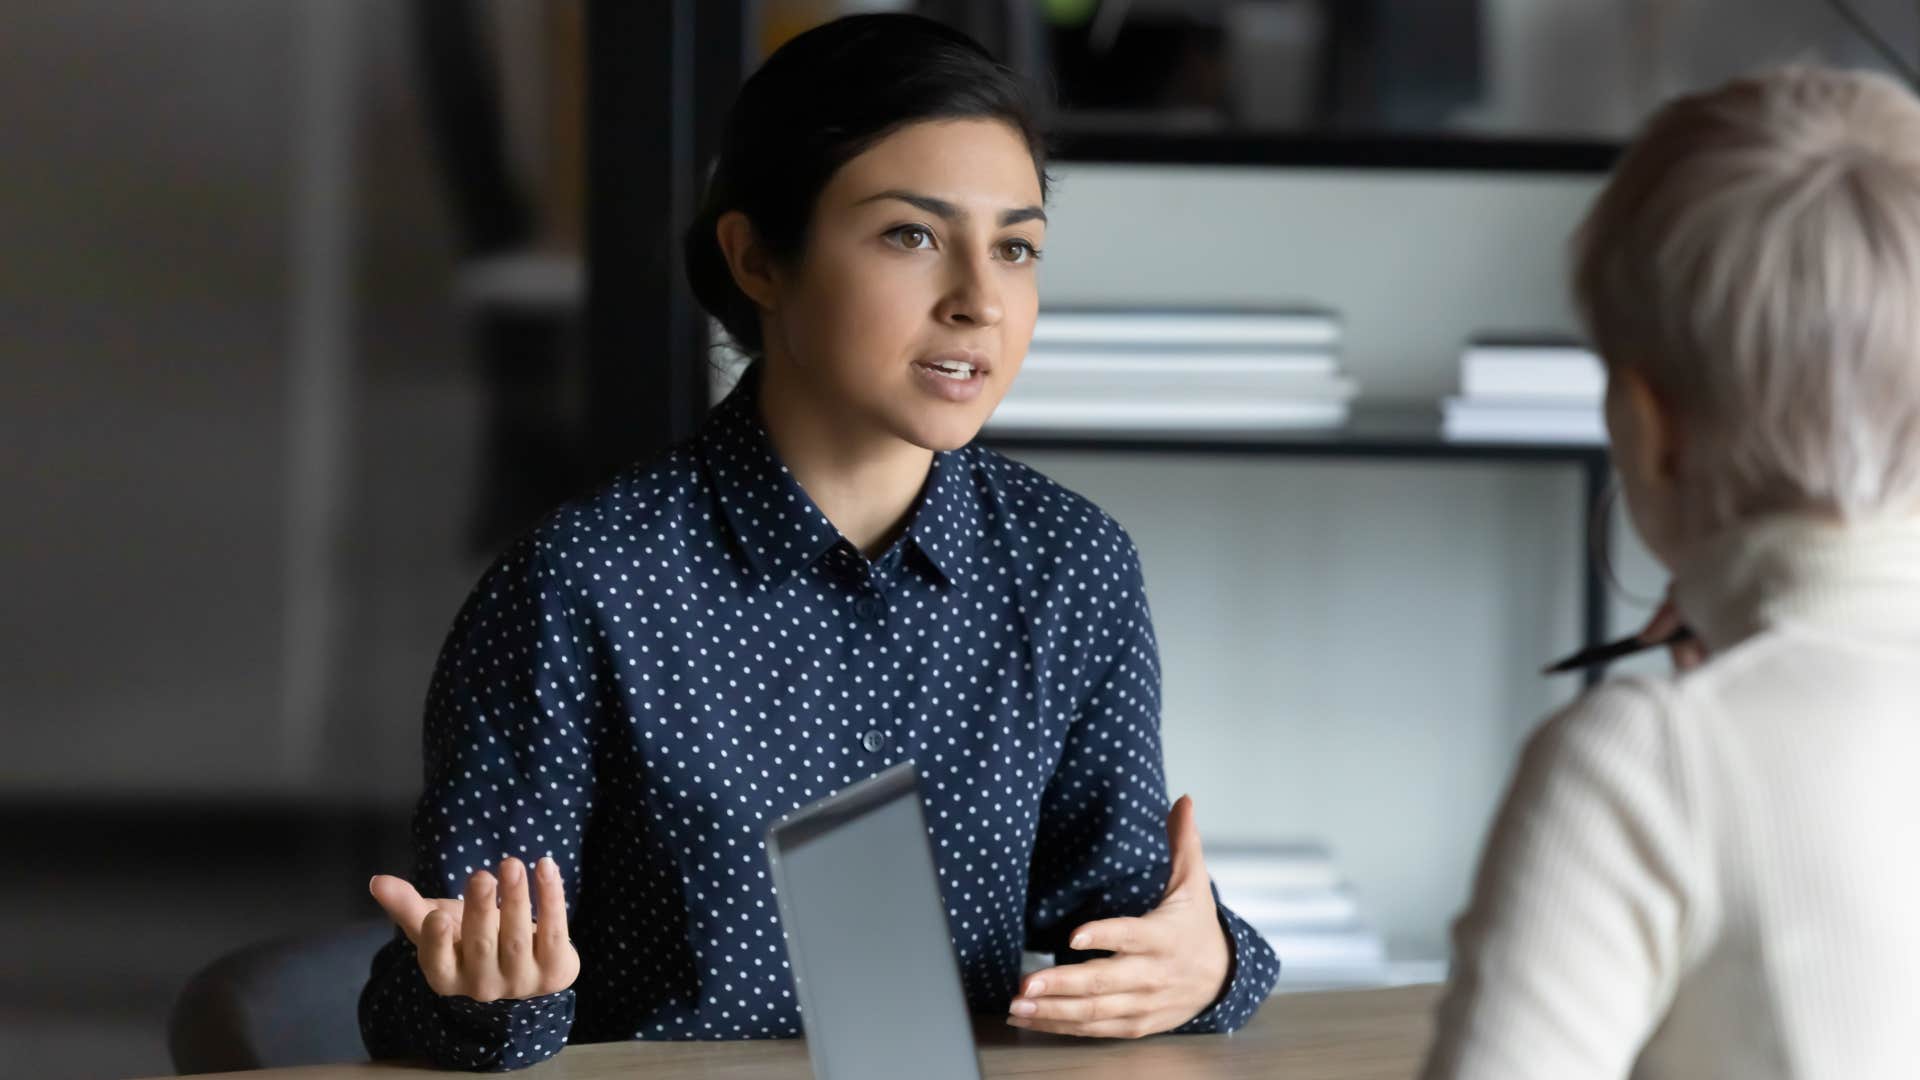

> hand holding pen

[{"left": 1543, "top": 589, "right": 1709, "bottom": 676}]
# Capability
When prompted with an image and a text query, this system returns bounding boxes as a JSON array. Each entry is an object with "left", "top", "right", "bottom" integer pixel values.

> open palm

[{"left": 369, "top": 856, "right": 579, "bottom": 1003}]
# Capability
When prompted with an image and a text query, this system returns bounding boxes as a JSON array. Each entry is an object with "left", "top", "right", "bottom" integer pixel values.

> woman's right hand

[
  {"left": 1637, "top": 590, "right": 1709, "bottom": 673},
  {"left": 369, "top": 856, "right": 580, "bottom": 1003}
]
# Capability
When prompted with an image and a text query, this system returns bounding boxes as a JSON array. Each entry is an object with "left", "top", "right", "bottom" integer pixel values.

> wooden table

[{"left": 163, "top": 984, "right": 1439, "bottom": 1079}]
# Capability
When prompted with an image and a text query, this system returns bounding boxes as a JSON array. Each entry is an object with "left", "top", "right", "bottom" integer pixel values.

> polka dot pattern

[{"left": 360, "top": 372, "right": 1280, "bottom": 1070}]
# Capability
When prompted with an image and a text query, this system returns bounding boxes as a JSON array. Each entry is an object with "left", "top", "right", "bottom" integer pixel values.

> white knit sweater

[{"left": 1421, "top": 515, "right": 1920, "bottom": 1080}]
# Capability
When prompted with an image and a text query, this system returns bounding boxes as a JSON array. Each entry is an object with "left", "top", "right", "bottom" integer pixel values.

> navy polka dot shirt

[{"left": 359, "top": 370, "right": 1280, "bottom": 1070}]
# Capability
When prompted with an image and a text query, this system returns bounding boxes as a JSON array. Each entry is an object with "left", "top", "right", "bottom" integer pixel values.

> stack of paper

[
  {"left": 1441, "top": 337, "right": 1607, "bottom": 445},
  {"left": 986, "top": 307, "right": 1359, "bottom": 436},
  {"left": 1208, "top": 840, "right": 1395, "bottom": 992}
]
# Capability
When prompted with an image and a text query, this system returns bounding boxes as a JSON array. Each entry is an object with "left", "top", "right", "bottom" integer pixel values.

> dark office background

[{"left": 5, "top": 2, "right": 1913, "bottom": 1076}]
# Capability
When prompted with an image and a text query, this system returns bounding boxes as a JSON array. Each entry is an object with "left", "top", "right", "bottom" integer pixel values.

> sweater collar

[{"left": 1670, "top": 512, "right": 1920, "bottom": 653}]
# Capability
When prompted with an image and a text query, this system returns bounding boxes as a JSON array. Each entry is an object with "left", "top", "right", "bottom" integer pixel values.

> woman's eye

[
  {"left": 999, "top": 239, "right": 1039, "bottom": 263},
  {"left": 890, "top": 225, "right": 934, "bottom": 250}
]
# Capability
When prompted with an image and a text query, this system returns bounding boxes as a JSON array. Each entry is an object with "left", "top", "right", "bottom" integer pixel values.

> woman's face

[{"left": 760, "top": 118, "right": 1046, "bottom": 452}]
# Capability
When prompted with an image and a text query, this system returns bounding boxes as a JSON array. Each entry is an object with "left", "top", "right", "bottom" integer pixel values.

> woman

[
  {"left": 360, "top": 14, "right": 1278, "bottom": 1071},
  {"left": 1423, "top": 67, "right": 1920, "bottom": 1079}
]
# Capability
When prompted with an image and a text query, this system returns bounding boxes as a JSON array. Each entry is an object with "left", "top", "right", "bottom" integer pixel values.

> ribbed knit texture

[{"left": 1422, "top": 514, "right": 1920, "bottom": 1080}]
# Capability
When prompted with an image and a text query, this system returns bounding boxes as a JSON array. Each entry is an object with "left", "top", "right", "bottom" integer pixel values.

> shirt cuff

[
  {"left": 1172, "top": 896, "right": 1281, "bottom": 1034},
  {"left": 430, "top": 988, "right": 576, "bottom": 1072}
]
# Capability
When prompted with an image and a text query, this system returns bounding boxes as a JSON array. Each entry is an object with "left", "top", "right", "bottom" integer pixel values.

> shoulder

[
  {"left": 450, "top": 448, "right": 708, "bottom": 620},
  {"left": 963, "top": 443, "right": 1144, "bottom": 583},
  {"left": 520, "top": 447, "right": 708, "bottom": 579},
  {"left": 1660, "top": 630, "right": 1818, "bottom": 718},
  {"left": 1514, "top": 675, "right": 1690, "bottom": 831},
  {"left": 1537, "top": 632, "right": 1803, "bottom": 780},
  {"left": 1528, "top": 676, "right": 1674, "bottom": 769}
]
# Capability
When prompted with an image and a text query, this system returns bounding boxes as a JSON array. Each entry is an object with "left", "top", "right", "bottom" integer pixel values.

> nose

[{"left": 935, "top": 253, "right": 1003, "bottom": 329}]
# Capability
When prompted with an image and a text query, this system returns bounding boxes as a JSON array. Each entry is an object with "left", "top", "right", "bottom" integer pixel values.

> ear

[
  {"left": 1608, "top": 366, "right": 1683, "bottom": 484},
  {"left": 715, "top": 211, "right": 781, "bottom": 312}
]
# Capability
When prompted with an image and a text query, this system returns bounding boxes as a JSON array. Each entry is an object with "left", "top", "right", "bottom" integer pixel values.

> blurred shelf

[
  {"left": 987, "top": 402, "right": 1615, "bottom": 685},
  {"left": 455, "top": 251, "right": 584, "bottom": 313},
  {"left": 1269, "top": 959, "right": 1449, "bottom": 995},
  {"left": 984, "top": 402, "right": 1611, "bottom": 464},
  {"left": 1051, "top": 130, "right": 1623, "bottom": 174}
]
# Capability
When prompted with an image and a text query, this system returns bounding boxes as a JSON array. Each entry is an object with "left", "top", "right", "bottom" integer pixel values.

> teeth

[{"left": 925, "top": 360, "right": 976, "bottom": 380}]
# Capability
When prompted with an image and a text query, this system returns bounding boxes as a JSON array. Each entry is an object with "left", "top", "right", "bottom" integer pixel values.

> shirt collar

[
  {"left": 905, "top": 447, "right": 984, "bottom": 591},
  {"left": 697, "top": 366, "right": 985, "bottom": 591},
  {"left": 698, "top": 372, "right": 842, "bottom": 587}
]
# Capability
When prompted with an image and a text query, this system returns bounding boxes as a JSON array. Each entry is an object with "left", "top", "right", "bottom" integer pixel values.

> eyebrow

[{"left": 857, "top": 189, "right": 1047, "bottom": 228}]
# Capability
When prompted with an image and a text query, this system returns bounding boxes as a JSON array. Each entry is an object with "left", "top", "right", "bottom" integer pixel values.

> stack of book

[
  {"left": 986, "top": 306, "right": 1359, "bottom": 437},
  {"left": 1208, "top": 840, "right": 1398, "bottom": 992},
  {"left": 1441, "top": 336, "right": 1607, "bottom": 445}
]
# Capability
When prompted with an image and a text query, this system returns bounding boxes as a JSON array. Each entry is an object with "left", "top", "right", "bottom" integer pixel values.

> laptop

[{"left": 766, "top": 761, "right": 983, "bottom": 1080}]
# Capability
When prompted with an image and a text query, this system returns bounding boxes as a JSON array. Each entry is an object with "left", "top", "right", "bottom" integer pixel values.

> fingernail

[
  {"left": 502, "top": 860, "right": 522, "bottom": 885},
  {"left": 1071, "top": 934, "right": 1090, "bottom": 950},
  {"left": 538, "top": 856, "right": 557, "bottom": 880},
  {"left": 1010, "top": 999, "right": 1036, "bottom": 1017},
  {"left": 367, "top": 876, "right": 377, "bottom": 892},
  {"left": 1027, "top": 978, "right": 1046, "bottom": 995}
]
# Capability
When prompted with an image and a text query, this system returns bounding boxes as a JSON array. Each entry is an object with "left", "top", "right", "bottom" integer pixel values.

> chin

[{"left": 891, "top": 408, "right": 990, "bottom": 453}]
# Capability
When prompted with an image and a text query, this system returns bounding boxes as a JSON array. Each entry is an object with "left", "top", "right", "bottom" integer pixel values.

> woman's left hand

[{"left": 1007, "top": 795, "right": 1232, "bottom": 1039}]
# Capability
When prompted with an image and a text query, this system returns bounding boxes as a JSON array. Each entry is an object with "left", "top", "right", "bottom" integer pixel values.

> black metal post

[{"left": 585, "top": 0, "right": 745, "bottom": 481}]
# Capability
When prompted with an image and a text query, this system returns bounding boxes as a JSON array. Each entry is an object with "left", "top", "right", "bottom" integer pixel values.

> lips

[
  {"left": 909, "top": 349, "right": 992, "bottom": 403},
  {"left": 913, "top": 349, "right": 992, "bottom": 382}
]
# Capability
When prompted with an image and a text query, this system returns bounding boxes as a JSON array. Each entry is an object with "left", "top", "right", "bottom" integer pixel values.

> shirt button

[
  {"left": 861, "top": 730, "right": 887, "bottom": 753},
  {"left": 854, "top": 595, "right": 886, "bottom": 622}
]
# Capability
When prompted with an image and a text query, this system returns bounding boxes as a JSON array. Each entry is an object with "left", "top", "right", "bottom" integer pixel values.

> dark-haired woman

[{"left": 361, "top": 14, "right": 1279, "bottom": 1070}]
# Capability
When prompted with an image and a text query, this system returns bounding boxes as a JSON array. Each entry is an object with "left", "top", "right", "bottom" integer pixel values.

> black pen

[{"left": 1542, "top": 627, "right": 1697, "bottom": 676}]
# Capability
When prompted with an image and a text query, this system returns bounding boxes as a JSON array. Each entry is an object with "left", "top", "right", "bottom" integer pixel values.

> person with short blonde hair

[
  {"left": 1577, "top": 65, "right": 1920, "bottom": 545},
  {"left": 1422, "top": 66, "right": 1920, "bottom": 1080}
]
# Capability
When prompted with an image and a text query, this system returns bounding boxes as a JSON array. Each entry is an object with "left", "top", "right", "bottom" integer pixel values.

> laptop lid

[{"left": 766, "top": 761, "right": 983, "bottom": 1080}]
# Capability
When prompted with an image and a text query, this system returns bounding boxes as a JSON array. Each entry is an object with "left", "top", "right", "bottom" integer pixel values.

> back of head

[{"left": 1575, "top": 66, "right": 1920, "bottom": 535}]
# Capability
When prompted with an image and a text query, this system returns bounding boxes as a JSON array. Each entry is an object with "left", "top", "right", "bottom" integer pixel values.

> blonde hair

[{"left": 1575, "top": 65, "right": 1920, "bottom": 535}]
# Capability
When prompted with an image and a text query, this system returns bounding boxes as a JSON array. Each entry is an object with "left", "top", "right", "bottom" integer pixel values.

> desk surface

[{"left": 167, "top": 984, "right": 1441, "bottom": 1080}]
